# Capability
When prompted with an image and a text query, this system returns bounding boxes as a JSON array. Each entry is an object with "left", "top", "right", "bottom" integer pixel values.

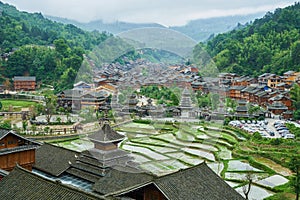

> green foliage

[
  {"left": 0, "top": 3, "right": 109, "bottom": 52},
  {"left": 289, "top": 156, "right": 300, "bottom": 199},
  {"left": 139, "top": 85, "right": 179, "bottom": 106},
  {"left": 196, "top": 92, "right": 220, "bottom": 109},
  {"left": 43, "top": 93, "right": 57, "bottom": 123},
  {"left": 285, "top": 123, "right": 300, "bottom": 138},
  {"left": 132, "top": 119, "right": 152, "bottom": 124},
  {"left": 290, "top": 84, "right": 300, "bottom": 120},
  {"left": 223, "top": 117, "right": 231, "bottom": 126},
  {"left": 0, "top": 120, "right": 11, "bottom": 129},
  {"left": 199, "top": 3, "right": 300, "bottom": 76},
  {"left": 0, "top": 2, "right": 109, "bottom": 92},
  {"left": 79, "top": 107, "right": 97, "bottom": 123}
]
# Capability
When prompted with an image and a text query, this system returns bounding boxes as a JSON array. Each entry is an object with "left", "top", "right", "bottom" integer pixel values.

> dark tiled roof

[
  {"left": 256, "top": 91, "right": 268, "bottom": 97},
  {"left": 0, "top": 145, "right": 38, "bottom": 156},
  {"left": 94, "top": 163, "right": 244, "bottom": 200},
  {"left": 87, "top": 149, "right": 133, "bottom": 164},
  {"left": 66, "top": 167, "right": 100, "bottom": 183},
  {"left": 0, "top": 168, "right": 9, "bottom": 177},
  {"left": 241, "top": 86, "right": 256, "bottom": 93},
  {"left": 0, "top": 166, "right": 103, "bottom": 200},
  {"left": 61, "top": 89, "right": 83, "bottom": 98},
  {"left": 93, "top": 168, "right": 153, "bottom": 195},
  {"left": 269, "top": 94, "right": 290, "bottom": 101},
  {"left": 13, "top": 76, "right": 36, "bottom": 81},
  {"left": 268, "top": 102, "right": 288, "bottom": 110},
  {"left": 154, "top": 162, "right": 244, "bottom": 200},
  {"left": 34, "top": 143, "right": 78, "bottom": 176},
  {"left": 230, "top": 86, "right": 246, "bottom": 91},
  {"left": 0, "top": 129, "right": 10, "bottom": 139},
  {"left": 236, "top": 106, "right": 248, "bottom": 112},
  {"left": 0, "top": 129, "right": 40, "bottom": 145},
  {"left": 88, "top": 123, "right": 124, "bottom": 143}
]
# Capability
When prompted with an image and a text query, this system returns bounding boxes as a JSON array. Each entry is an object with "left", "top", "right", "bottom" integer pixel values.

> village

[
  {"left": 1, "top": 59, "right": 300, "bottom": 137},
  {"left": 0, "top": 59, "right": 299, "bottom": 199}
]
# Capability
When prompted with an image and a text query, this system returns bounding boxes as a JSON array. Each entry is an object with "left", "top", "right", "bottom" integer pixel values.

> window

[
  {"left": 8, "top": 140, "right": 15, "bottom": 145},
  {"left": 0, "top": 142, "right": 4, "bottom": 146}
]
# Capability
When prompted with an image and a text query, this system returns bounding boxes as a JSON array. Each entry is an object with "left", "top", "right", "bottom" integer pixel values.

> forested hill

[
  {"left": 0, "top": 2, "right": 108, "bottom": 51},
  {"left": 202, "top": 2, "right": 300, "bottom": 76},
  {"left": 0, "top": 2, "right": 109, "bottom": 91}
]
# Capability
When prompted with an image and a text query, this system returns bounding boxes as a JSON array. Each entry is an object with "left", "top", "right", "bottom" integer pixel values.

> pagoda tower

[
  {"left": 179, "top": 87, "right": 195, "bottom": 118},
  {"left": 66, "top": 119, "right": 138, "bottom": 179}
]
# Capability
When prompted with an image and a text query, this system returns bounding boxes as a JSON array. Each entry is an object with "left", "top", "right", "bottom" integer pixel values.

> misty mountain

[
  {"left": 46, "top": 16, "right": 165, "bottom": 34},
  {"left": 47, "top": 13, "right": 264, "bottom": 41},
  {"left": 170, "top": 13, "right": 265, "bottom": 41}
]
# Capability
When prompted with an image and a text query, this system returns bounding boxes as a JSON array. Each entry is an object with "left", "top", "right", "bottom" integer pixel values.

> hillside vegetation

[
  {"left": 200, "top": 2, "right": 300, "bottom": 76},
  {"left": 0, "top": 2, "right": 109, "bottom": 91}
]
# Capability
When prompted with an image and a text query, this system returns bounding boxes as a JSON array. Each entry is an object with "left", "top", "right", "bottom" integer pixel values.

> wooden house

[
  {"left": 232, "top": 76, "right": 257, "bottom": 86},
  {"left": 235, "top": 100, "right": 249, "bottom": 118},
  {"left": 13, "top": 76, "right": 36, "bottom": 91},
  {"left": 254, "top": 91, "right": 269, "bottom": 106},
  {"left": 271, "top": 95, "right": 293, "bottom": 110},
  {"left": 267, "top": 101, "right": 288, "bottom": 115},
  {"left": 267, "top": 74, "right": 283, "bottom": 88},
  {"left": 229, "top": 86, "right": 245, "bottom": 100},
  {"left": 0, "top": 129, "right": 38, "bottom": 171},
  {"left": 283, "top": 71, "right": 300, "bottom": 85}
]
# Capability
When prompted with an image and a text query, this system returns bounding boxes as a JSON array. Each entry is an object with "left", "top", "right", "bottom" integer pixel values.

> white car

[{"left": 285, "top": 134, "right": 295, "bottom": 139}]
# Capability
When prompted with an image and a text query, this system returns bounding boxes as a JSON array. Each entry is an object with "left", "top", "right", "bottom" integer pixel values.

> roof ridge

[
  {"left": 44, "top": 142, "right": 79, "bottom": 154},
  {"left": 12, "top": 165, "right": 103, "bottom": 199},
  {"left": 153, "top": 161, "right": 207, "bottom": 179}
]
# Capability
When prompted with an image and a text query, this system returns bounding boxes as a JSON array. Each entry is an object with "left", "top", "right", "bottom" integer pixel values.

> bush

[
  {"left": 133, "top": 119, "right": 151, "bottom": 124},
  {"left": 252, "top": 132, "right": 262, "bottom": 141},
  {"left": 223, "top": 117, "right": 231, "bottom": 126},
  {"left": 270, "top": 138, "right": 282, "bottom": 145},
  {"left": 0, "top": 120, "right": 11, "bottom": 129}
]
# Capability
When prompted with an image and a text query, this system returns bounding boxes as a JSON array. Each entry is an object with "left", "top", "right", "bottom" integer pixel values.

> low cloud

[{"left": 1, "top": 0, "right": 295, "bottom": 26}]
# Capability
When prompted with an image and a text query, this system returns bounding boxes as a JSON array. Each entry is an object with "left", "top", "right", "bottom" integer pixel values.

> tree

[
  {"left": 0, "top": 101, "right": 2, "bottom": 111},
  {"left": 22, "top": 120, "right": 28, "bottom": 132},
  {"left": 291, "top": 84, "right": 300, "bottom": 109},
  {"left": 56, "top": 117, "right": 61, "bottom": 124},
  {"left": 225, "top": 98, "right": 237, "bottom": 113},
  {"left": 44, "top": 94, "right": 57, "bottom": 123},
  {"left": 54, "top": 38, "right": 70, "bottom": 58},
  {"left": 291, "top": 41, "right": 300, "bottom": 66},
  {"left": 242, "top": 172, "right": 253, "bottom": 200},
  {"left": 3, "top": 79, "right": 11, "bottom": 90},
  {"left": 248, "top": 105, "right": 262, "bottom": 115},
  {"left": 290, "top": 84, "right": 300, "bottom": 120},
  {"left": 289, "top": 156, "right": 300, "bottom": 200}
]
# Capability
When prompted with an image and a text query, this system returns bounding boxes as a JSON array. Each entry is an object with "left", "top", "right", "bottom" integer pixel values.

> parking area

[{"left": 229, "top": 118, "right": 295, "bottom": 139}]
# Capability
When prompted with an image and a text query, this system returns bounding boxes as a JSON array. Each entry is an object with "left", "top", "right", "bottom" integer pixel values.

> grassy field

[{"left": 0, "top": 99, "right": 37, "bottom": 111}]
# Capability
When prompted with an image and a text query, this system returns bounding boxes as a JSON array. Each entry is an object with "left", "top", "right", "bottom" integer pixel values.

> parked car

[
  {"left": 276, "top": 127, "right": 288, "bottom": 131},
  {"left": 285, "top": 134, "right": 295, "bottom": 139},
  {"left": 278, "top": 131, "right": 290, "bottom": 136},
  {"left": 274, "top": 124, "right": 284, "bottom": 128}
]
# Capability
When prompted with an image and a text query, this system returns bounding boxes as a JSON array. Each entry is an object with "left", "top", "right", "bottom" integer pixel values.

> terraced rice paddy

[{"left": 55, "top": 121, "right": 292, "bottom": 199}]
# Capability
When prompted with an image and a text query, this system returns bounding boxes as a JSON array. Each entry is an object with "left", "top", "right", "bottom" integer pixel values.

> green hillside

[
  {"left": 201, "top": 2, "right": 300, "bottom": 76},
  {"left": 0, "top": 1, "right": 109, "bottom": 91}
]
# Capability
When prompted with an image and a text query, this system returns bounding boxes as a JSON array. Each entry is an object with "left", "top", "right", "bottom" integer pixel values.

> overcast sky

[{"left": 1, "top": 0, "right": 296, "bottom": 26}]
